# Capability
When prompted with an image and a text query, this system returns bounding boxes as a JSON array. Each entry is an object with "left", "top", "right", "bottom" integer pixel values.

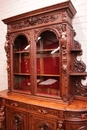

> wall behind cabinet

[{"left": 0, "top": 0, "right": 87, "bottom": 90}]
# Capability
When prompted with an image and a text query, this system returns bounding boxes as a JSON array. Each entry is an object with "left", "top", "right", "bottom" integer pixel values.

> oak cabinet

[{"left": 1, "top": 1, "right": 87, "bottom": 130}]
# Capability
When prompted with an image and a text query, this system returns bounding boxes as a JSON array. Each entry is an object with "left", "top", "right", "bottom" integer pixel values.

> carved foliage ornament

[
  {"left": 74, "top": 58, "right": 86, "bottom": 73},
  {"left": 11, "top": 114, "right": 23, "bottom": 130},
  {"left": 66, "top": 111, "right": 87, "bottom": 119},
  {"left": 74, "top": 77, "right": 87, "bottom": 96},
  {"left": 4, "top": 33, "right": 11, "bottom": 92},
  {"left": 8, "top": 14, "right": 59, "bottom": 32}
]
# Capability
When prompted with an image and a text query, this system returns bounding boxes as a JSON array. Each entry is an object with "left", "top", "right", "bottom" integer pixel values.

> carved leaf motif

[
  {"left": 11, "top": 14, "right": 59, "bottom": 31},
  {"left": 74, "top": 77, "right": 87, "bottom": 96},
  {"left": 74, "top": 59, "right": 86, "bottom": 73},
  {"left": 11, "top": 114, "right": 23, "bottom": 130}
]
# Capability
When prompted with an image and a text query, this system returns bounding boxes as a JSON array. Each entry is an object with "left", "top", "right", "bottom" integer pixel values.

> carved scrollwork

[
  {"left": 11, "top": 14, "right": 59, "bottom": 31},
  {"left": 74, "top": 40, "right": 81, "bottom": 50},
  {"left": 73, "top": 31, "right": 81, "bottom": 50},
  {"left": 74, "top": 76, "right": 87, "bottom": 96},
  {"left": 66, "top": 111, "right": 87, "bottom": 119},
  {"left": 4, "top": 33, "right": 11, "bottom": 92},
  {"left": 74, "top": 57, "right": 86, "bottom": 73},
  {"left": 11, "top": 114, "right": 23, "bottom": 130}
]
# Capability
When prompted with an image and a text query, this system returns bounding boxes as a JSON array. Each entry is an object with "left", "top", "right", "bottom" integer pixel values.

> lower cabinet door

[
  {"left": 29, "top": 114, "right": 58, "bottom": 130},
  {"left": 65, "top": 121, "right": 87, "bottom": 130},
  {"left": 6, "top": 107, "right": 28, "bottom": 130}
]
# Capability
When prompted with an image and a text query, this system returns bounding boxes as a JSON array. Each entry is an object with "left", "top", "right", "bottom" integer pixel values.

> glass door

[
  {"left": 36, "top": 30, "right": 60, "bottom": 97},
  {"left": 13, "top": 35, "right": 31, "bottom": 93}
]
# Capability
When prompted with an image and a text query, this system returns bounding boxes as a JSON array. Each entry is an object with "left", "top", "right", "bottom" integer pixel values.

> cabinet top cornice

[{"left": 2, "top": 0, "right": 76, "bottom": 24}]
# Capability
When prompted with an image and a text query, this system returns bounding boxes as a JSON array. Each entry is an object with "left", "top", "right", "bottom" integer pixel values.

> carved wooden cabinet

[{"left": 1, "top": 1, "right": 87, "bottom": 130}]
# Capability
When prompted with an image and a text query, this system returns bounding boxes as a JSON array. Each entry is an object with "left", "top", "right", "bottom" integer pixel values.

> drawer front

[
  {"left": 6, "top": 107, "right": 28, "bottom": 130},
  {"left": 5, "top": 99, "right": 63, "bottom": 119}
]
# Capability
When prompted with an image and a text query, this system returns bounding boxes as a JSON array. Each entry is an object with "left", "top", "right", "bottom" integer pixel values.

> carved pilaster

[{"left": 4, "top": 33, "right": 11, "bottom": 92}]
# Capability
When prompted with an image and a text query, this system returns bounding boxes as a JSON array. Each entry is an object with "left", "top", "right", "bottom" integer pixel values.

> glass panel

[
  {"left": 36, "top": 30, "right": 60, "bottom": 96},
  {"left": 13, "top": 35, "right": 31, "bottom": 93},
  {"left": 13, "top": 75, "right": 30, "bottom": 92}
]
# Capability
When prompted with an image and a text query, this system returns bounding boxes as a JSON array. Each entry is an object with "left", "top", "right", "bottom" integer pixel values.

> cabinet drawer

[{"left": 5, "top": 99, "right": 63, "bottom": 119}]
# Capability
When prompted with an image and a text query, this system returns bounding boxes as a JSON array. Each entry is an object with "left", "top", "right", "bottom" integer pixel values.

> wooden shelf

[
  {"left": 70, "top": 49, "right": 82, "bottom": 52},
  {"left": 70, "top": 72, "right": 87, "bottom": 76},
  {"left": 14, "top": 51, "right": 29, "bottom": 54},
  {"left": 14, "top": 73, "right": 30, "bottom": 76},
  {"left": 37, "top": 74, "right": 60, "bottom": 77},
  {"left": 36, "top": 48, "right": 59, "bottom": 54}
]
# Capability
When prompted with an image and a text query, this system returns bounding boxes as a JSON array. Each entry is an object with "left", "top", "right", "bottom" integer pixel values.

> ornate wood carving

[
  {"left": 4, "top": 33, "right": 11, "bottom": 92},
  {"left": 73, "top": 32, "right": 86, "bottom": 73},
  {"left": 9, "top": 13, "right": 59, "bottom": 32},
  {"left": 11, "top": 114, "right": 23, "bottom": 130},
  {"left": 74, "top": 58, "right": 86, "bottom": 73},
  {"left": 6, "top": 99, "right": 61, "bottom": 117},
  {"left": 66, "top": 111, "right": 87, "bottom": 119},
  {"left": 74, "top": 76, "right": 87, "bottom": 96},
  {"left": 60, "top": 24, "right": 68, "bottom": 101},
  {"left": 0, "top": 106, "right": 5, "bottom": 130}
]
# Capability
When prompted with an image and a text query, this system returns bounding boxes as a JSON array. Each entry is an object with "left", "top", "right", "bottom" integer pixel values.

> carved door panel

[
  {"left": 29, "top": 114, "right": 58, "bottom": 130},
  {"left": 6, "top": 107, "right": 28, "bottom": 130},
  {"left": 66, "top": 121, "right": 87, "bottom": 130}
]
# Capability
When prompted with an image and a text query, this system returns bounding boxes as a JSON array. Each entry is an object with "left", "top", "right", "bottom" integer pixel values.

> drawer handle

[{"left": 38, "top": 109, "right": 47, "bottom": 114}]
